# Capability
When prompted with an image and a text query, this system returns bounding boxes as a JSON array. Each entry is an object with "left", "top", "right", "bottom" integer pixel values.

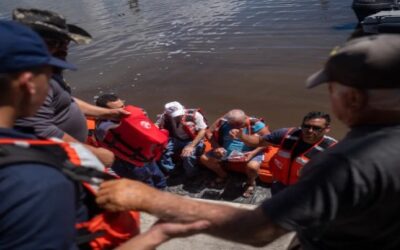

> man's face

[
  {"left": 301, "top": 118, "right": 330, "bottom": 144},
  {"left": 44, "top": 38, "right": 70, "bottom": 60},
  {"left": 106, "top": 99, "right": 125, "bottom": 109}
]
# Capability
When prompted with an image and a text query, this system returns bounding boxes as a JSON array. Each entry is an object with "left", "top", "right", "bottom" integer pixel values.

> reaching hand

[
  {"left": 181, "top": 145, "right": 195, "bottom": 157},
  {"left": 213, "top": 147, "right": 227, "bottom": 158},
  {"left": 96, "top": 179, "right": 155, "bottom": 212},
  {"left": 102, "top": 108, "right": 131, "bottom": 121},
  {"left": 116, "top": 219, "right": 211, "bottom": 250},
  {"left": 150, "top": 219, "right": 211, "bottom": 242}
]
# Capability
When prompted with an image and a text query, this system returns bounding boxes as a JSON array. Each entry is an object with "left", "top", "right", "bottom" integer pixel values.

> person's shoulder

[{"left": 0, "top": 162, "right": 73, "bottom": 189}]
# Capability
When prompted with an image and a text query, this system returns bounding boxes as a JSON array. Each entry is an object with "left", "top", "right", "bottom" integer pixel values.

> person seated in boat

[
  {"left": 155, "top": 101, "right": 207, "bottom": 178},
  {"left": 95, "top": 93, "right": 166, "bottom": 189},
  {"left": 230, "top": 111, "right": 337, "bottom": 195},
  {"left": 201, "top": 109, "right": 270, "bottom": 198}
]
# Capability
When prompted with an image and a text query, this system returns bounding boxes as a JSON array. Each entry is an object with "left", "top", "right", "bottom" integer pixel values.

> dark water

[{"left": 0, "top": 0, "right": 357, "bottom": 139}]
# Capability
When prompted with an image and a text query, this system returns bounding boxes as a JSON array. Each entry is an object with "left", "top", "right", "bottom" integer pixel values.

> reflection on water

[{"left": 0, "top": 0, "right": 356, "bottom": 138}]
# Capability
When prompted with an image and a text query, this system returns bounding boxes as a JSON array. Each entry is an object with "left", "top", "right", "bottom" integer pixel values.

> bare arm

[
  {"left": 230, "top": 128, "right": 270, "bottom": 148},
  {"left": 96, "top": 179, "right": 287, "bottom": 246},
  {"left": 74, "top": 97, "right": 129, "bottom": 120},
  {"left": 61, "top": 132, "right": 114, "bottom": 166},
  {"left": 190, "top": 129, "right": 206, "bottom": 147},
  {"left": 116, "top": 220, "right": 211, "bottom": 250}
]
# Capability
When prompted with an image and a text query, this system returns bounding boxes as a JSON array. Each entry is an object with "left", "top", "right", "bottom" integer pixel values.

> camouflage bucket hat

[{"left": 12, "top": 8, "right": 92, "bottom": 45}]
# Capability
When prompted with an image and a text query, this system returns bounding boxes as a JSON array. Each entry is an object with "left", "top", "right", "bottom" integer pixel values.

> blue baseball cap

[{"left": 0, "top": 20, "right": 76, "bottom": 73}]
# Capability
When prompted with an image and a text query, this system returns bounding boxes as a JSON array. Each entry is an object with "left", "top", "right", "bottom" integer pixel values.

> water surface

[{"left": 0, "top": 0, "right": 357, "bottom": 138}]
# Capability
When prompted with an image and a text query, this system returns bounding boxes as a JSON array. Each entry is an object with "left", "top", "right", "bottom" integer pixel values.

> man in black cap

[
  {"left": 0, "top": 20, "right": 79, "bottom": 249},
  {"left": 12, "top": 8, "right": 127, "bottom": 165},
  {"left": 95, "top": 34, "right": 400, "bottom": 250}
]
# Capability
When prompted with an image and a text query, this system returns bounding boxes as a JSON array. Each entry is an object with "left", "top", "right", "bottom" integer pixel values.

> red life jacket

[
  {"left": 0, "top": 138, "right": 140, "bottom": 250},
  {"left": 270, "top": 128, "right": 337, "bottom": 185},
  {"left": 162, "top": 109, "right": 207, "bottom": 139},
  {"left": 99, "top": 105, "right": 169, "bottom": 167}
]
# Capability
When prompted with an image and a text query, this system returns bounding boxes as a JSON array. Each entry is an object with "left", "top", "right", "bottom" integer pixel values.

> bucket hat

[{"left": 12, "top": 8, "right": 92, "bottom": 44}]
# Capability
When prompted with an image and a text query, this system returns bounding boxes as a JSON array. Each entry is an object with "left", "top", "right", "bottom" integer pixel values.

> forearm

[
  {"left": 189, "top": 129, "right": 206, "bottom": 147},
  {"left": 142, "top": 191, "right": 286, "bottom": 246},
  {"left": 116, "top": 229, "right": 160, "bottom": 250},
  {"left": 250, "top": 146, "right": 266, "bottom": 156},
  {"left": 74, "top": 97, "right": 109, "bottom": 118},
  {"left": 240, "top": 133, "right": 268, "bottom": 148},
  {"left": 85, "top": 145, "right": 115, "bottom": 166}
]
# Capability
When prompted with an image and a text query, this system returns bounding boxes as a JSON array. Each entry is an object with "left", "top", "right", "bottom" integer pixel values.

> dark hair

[
  {"left": 302, "top": 111, "right": 331, "bottom": 126},
  {"left": 95, "top": 93, "right": 119, "bottom": 108}
]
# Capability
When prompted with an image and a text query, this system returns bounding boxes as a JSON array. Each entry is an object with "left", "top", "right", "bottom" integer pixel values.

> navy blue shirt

[{"left": 0, "top": 128, "right": 77, "bottom": 250}]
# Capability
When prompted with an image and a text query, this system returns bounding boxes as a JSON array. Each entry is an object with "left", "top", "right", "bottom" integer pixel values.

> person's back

[
  {"left": 0, "top": 129, "right": 77, "bottom": 250},
  {"left": 292, "top": 124, "right": 400, "bottom": 249}
]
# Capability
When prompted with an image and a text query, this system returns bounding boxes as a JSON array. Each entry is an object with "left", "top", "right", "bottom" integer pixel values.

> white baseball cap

[{"left": 164, "top": 101, "right": 185, "bottom": 118}]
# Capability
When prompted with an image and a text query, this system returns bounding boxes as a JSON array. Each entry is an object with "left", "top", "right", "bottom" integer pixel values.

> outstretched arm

[
  {"left": 74, "top": 97, "right": 129, "bottom": 120},
  {"left": 230, "top": 128, "right": 270, "bottom": 148},
  {"left": 116, "top": 220, "right": 211, "bottom": 250},
  {"left": 96, "top": 179, "right": 287, "bottom": 246}
]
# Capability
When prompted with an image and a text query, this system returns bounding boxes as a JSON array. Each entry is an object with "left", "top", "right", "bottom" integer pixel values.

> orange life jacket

[
  {"left": 161, "top": 109, "right": 207, "bottom": 139},
  {"left": 0, "top": 138, "right": 140, "bottom": 250},
  {"left": 270, "top": 128, "right": 337, "bottom": 185},
  {"left": 98, "top": 105, "right": 169, "bottom": 167},
  {"left": 86, "top": 117, "right": 99, "bottom": 147}
]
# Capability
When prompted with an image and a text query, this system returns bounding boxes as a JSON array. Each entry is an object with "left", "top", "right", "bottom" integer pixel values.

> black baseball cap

[
  {"left": 0, "top": 20, "right": 76, "bottom": 73},
  {"left": 306, "top": 34, "right": 400, "bottom": 89}
]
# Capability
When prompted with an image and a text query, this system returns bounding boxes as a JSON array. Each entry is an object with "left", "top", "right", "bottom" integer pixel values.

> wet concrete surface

[
  {"left": 140, "top": 201, "right": 296, "bottom": 250},
  {"left": 164, "top": 167, "right": 271, "bottom": 205}
]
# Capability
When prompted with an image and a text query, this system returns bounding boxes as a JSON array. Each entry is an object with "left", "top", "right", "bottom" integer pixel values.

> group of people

[{"left": 1, "top": 6, "right": 400, "bottom": 250}]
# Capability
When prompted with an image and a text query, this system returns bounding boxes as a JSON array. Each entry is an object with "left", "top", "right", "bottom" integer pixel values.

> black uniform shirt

[{"left": 262, "top": 124, "right": 400, "bottom": 250}]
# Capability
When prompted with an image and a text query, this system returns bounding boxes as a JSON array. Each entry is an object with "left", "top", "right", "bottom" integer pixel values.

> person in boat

[
  {"left": 155, "top": 101, "right": 207, "bottom": 178},
  {"left": 94, "top": 93, "right": 167, "bottom": 189},
  {"left": 96, "top": 34, "right": 400, "bottom": 250},
  {"left": 231, "top": 111, "right": 337, "bottom": 195},
  {"left": 12, "top": 8, "right": 128, "bottom": 166},
  {"left": 201, "top": 109, "right": 270, "bottom": 197}
]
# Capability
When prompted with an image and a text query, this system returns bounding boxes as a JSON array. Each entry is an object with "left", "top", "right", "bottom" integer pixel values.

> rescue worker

[
  {"left": 12, "top": 8, "right": 128, "bottom": 166},
  {"left": 201, "top": 109, "right": 270, "bottom": 197},
  {"left": 231, "top": 111, "right": 337, "bottom": 195},
  {"left": 96, "top": 34, "right": 400, "bottom": 250},
  {"left": 95, "top": 93, "right": 167, "bottom": 189},
  {"left": 0, "top": 20, "right": 82, "bottom": 250},
  {"left": 155, "top": 101, "right": 207, "bottom": 178}
]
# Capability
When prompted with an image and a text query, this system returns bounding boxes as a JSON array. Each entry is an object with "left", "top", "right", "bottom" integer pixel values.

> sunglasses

[{"left": 301, "top": 124, "right": 326, "bottom": 132}]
